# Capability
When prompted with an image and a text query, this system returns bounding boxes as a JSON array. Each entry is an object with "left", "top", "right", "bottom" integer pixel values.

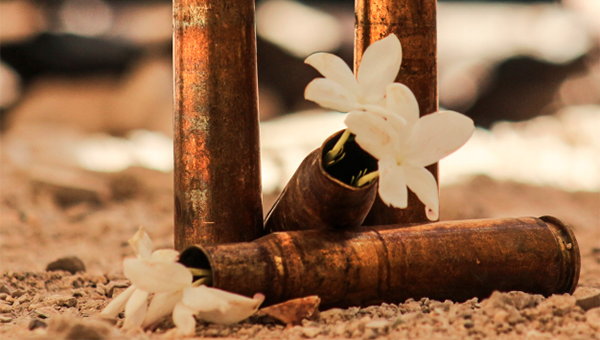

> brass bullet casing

[
  {"left": 180, "top": 216, "right": 580, "bottom": 308},
  {"left": 264, "top": 130, "right": 378, "bottom": 233},
  {"left": 355, "top": 0, "right": 439, "bottom": 225},
  {"left": 173, "top": 0, "right": 263, "bottom": 250}
]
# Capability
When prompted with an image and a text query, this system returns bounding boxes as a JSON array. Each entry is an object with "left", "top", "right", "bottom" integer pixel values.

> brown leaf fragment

[{"left": 260, "top": 296, "right": 320, "bottom": 326}]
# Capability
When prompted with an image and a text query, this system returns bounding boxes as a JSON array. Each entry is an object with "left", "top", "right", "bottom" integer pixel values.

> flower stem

[
  {"left": 192, "top": 276, "right": 212, "bottom": 287},
  {"left": 356, "top": 170, "right": 379, "bottom": 187},
  {"left": 324, "top": 129, "right": 351, "bottom": 166},
  {"left": 188, "top": 268, "right": 211, "bottom": 277}
]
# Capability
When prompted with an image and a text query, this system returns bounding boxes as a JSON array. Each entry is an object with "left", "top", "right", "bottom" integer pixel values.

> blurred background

[{"left": 1, "top": 0, "right": 599, "bottom": 196}]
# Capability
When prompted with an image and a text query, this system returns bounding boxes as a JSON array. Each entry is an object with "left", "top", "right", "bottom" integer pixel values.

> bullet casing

[
  {"left": 173, "top": 0, "right": 263, "bottom": 249},
  {"left": 264, "top": 130, "right": 378, "bottom": 233},
  {"left": 356, "top": 0, "right": 439, "bottom": 225},
  {"left": 180, "top": 216, "right": 580, "bottom": 308}
]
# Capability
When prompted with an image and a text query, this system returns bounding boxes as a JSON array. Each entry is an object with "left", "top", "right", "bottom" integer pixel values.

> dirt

[{"left": 0, "top": 133, "right": 599, "bottom": 339}]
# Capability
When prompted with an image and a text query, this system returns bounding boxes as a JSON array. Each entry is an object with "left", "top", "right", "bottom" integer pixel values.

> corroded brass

[
  {"left": 355, "top": 0, "right": 439, "bottom": 225},
  {"left": 264, "top": 130, "right": 378, "bottom": 233},
  {"left": 173, "top": 0, "right": 263, "bottom": 249},
  {"left": 180, "top": 216, "right": 580, "bottom": 308}
]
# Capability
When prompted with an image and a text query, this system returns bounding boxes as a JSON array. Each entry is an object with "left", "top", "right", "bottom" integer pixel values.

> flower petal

[
  {"left": 403, "top": 165, "right": 439, "bottom": 221},
  {"left": 151, "top": 249, "right": 180, "bottom": 263},
  {"left": 183, "top": 286, "right": 265, "bottom": 325},
  {"left": 123, "top": 289, "right": 148, "bottom": 330},
  {"left": 305, "top": 78, "right": 359, "bottom": 112},
  {"left": 129, "top": 226, "right": 153, "bottom": 259},
  {"left": 377, "top": 158, "right": 408, "bottom": 208},
  {"left": 101, "top": 285, "right": 136, "bottom": 318},
  {"left": 386, "top": 83, "right": 420, "bottom": 127},
  {"left": 305, "top": 53, "right": 359, "bottom": 96},
  {"left": 123, "top": 258, "right": 192, "bottom": 293},
  {"left": 173, "top": 302, "right": 197, "bottom": 336},
  {"left": 405, "top": 111, "right": 475, "bottom": 167},
  {"left": 357, "top": 34, "right": 402, "bottom": 104},
  {"left": 142, "top": 290, "right": 183, "bottom": 328},
  {"left": 345, "top": 111, "right": 398, "bottom": 160}
]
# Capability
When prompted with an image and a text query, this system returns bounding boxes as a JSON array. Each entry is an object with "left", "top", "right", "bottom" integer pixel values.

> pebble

[
  {"left": 301, "top": 326, "right": 321, "bottom": 338},
  {"left": 0, "top": 304, "right": 11, "bottom": 313},
  {"left": 46, "top": 256, "right": 86, "bottom": 275},
  {"left": 585, "top": 307, "right": 600, "bottom": 331},
  {"left": 11, "top": 289, "right": 26, "bottom": 298},
  {"left": 574, "top": 287, "right": 600, "bottom": 311},
  {"left": 0, "top": 315, "right": 12, "bottom": 323},
  {"left": 29, "top": 319, "right": 47, "bottom": 330},
  {"left": 0, "top": 293, "right": 7, "bottom": 300},
  {"left": 0, "top": 284, "right": 14, "bottom": 295}
]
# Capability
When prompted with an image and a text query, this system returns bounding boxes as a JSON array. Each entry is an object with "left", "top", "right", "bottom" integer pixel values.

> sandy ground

[{"left": 0, "top": 146, "right": 598, "bottom": 339}]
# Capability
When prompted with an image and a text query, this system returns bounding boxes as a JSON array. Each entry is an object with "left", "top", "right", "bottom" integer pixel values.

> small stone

[
  {"left": 33, "top": 310, "right": 50, "bottom": 319},
  {"left": 0, "top": 304, "right": 11, "bottom": 313},
  {"left": 0, "top": 284, "right": 14, "bottom": 295},
  {"left": 464, "top": 320, "right": 475, "bottom": 329},
  {"left": 11, "top": 289, "right": 26, "bottom": 298},
  {"left": 586, "top": 308, "right": 600, "bottom": 331},
  {"left": 574, "top": 287, "right": 600, "bottom": 311},
  {"left": 301, "top": 326, "right": 321, "bottom": 338},
  {"left": 50, "top": 296, "right": 78, "bottom": 308},
  {"left": 29, "top": 319, "right": 47, "bottom": 330},
  {"left": 0, "top": 293, "right": 7, "bottom": 300},
  {"left": 46, "top": 256, "right": 86, "bottom": 275},
  {"left": 0, "top": 316, "right": 12, "bottom": 323}
]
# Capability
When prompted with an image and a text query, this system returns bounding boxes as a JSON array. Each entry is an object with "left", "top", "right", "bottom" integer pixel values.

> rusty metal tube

[
  {"left": 173, "top": 0, "right": 263, "bottom": 249},
  {"left": 264, "top": 130, "right": 378, "bottom": 233},
  {"left": 180, "top": 216, "right": 580, "bottom": 308},
  {"left": 355, "top": 0, "right": 439, "bottom": 225}
]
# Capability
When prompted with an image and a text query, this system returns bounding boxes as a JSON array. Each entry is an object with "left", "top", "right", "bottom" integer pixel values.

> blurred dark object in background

[
  {"left": 1, "top": 33, "right": 140, "bottom": 82},
  {"left": 0, "top": 0, "right": 598, "bottom": 134}
]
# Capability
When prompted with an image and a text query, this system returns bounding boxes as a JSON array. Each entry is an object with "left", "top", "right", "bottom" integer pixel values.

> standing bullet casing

[
  {"left": 173, "top": 0, "right": 263, "bottom": 249},
  {"left": 355, "top": 0, "right": 439, "bottom": 225},
  {"left": 264, "top": 130, "right": 378, "bottom": 233},
  {"left": 180, "top": 216, "right": 580, "bottom": 308}
]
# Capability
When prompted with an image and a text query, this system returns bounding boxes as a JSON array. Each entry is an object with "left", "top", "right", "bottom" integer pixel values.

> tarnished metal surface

[
  {"left": 264, "top": 130, "right": 378, "bottom": 233},
  {"left": 173, "top": 0, "right": 263, "bottom": 250},
  {"left": 355, "top": 0, "right": 438, "bottom": 225},
  {"left": 180, "top": 216, "right": 580, "bottom": 308}
]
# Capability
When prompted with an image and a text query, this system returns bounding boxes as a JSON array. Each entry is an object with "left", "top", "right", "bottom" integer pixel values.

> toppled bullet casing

[
  {"left": 180, "top": 216, "right": 580, "bottom": 308},
  {"left": 173, "top": 0, "right": 263, "bottom": 249},
  {"left": 264, "top": 130, "right": 378, "bottom": 233}
]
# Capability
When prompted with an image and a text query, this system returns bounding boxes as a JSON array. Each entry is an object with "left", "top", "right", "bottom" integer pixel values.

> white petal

[
  {"left": 123, "top": 258, "right": 192, "bottom": 293},
  {"left": 129, "top": 226, "right": 153, "bottom": 259},
  {"left": 173, "top": 302, "right": 197, "bottom": 336},
  {"left": 100, "top": 285, "right": 136, "bottom": 318},
  {"left": 405, "top": 111, "right": 475, "bottom": 167},
  {"left": 403, "top": 165, "right": 439, "bottom": 221},
  {"left": 345, "top": 111, "right": 400, "bottom": 160},
  {"left": 305, "top": 53, "right": 359, "bottom": 96},
  {"left": 305, "top": 78, "right": 359, "bottom": 112},
  {"left": 377, "top": 158, "right": 408, "bottom": 208},
  {"left": 183, "top": 286, "right": 265, "bottom": 325},
  {"left": 150, "top": 249, "right": 180, "bottom": 263},
  {"left": 123, "top": 289, "right": 148, "bottom": 330},
  {"left": 386, "top": 83, "right": 420, "bottom": 127},
  {"left": 142, "top": 290, "right": 183, "bottom": 328},
  {"left": 357, "top": 34, "right": 402, "bottom": 104}
]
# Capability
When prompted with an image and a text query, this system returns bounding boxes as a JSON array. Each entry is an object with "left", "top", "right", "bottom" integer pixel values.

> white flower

[
  {"left": 304, "top": 34, "right": 402, "bottom": 113},
  {"left": 345, "top": 84, "right": 475, "bottom": 220},
  {"left": 101, "top": 227, "right": 264, "bottom": 336}
]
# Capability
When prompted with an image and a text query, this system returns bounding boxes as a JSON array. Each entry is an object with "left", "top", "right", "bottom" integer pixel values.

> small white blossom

[
  {"left": 345, "top": 84, "right": 475, "bottom": 220},
  {"left": 101, "top": 227, "right": 264, "bottom": 336},
  {"left": 304, "top": 34, "right": 402, "bottom": 113}
]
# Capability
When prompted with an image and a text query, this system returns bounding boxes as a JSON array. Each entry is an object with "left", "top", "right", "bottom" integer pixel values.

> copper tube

[
  {"left": 180, "top": 216, "right": 580, "bottom": 308},
  {"left": 355, "top": 0, "right": 438, "bottom": 225},
  {"left": 264, "top": 130, "right": 378, "bottom": 233},
  {"left": 173, "top": 0, "right": 263, "bottom": 249}
]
